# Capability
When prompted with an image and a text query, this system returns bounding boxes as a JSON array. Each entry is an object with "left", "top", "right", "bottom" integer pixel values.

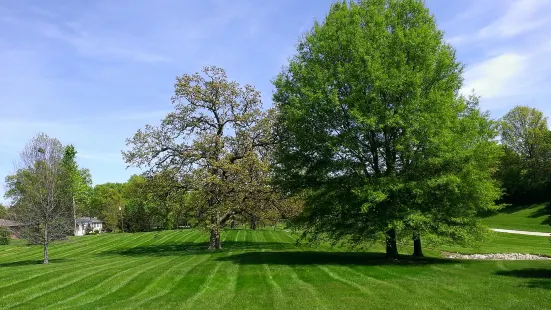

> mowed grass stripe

[
  {"left": 4, "top": 257, "right": 144, "bottom": 309},
  {"left": 56, "top": 255, "right": 177, "bottom": 309},
  {"left": 84, "top": 255, "right": 185, "bottom": 309},
  {"left": 0, "top": 232, "right": 133, "bottom": 262},
  {"left": 258, "top": 231, "right": 285, "bottom": 308},
  {"left": 45, "top": 232, "right": 202, "bottom": 309},
  {"left": 1, "top": 229, "right": 551, "bottom": 309},
  {"left": 128, "top": 253, "right": 214, "bottom": 309},
  {"left": 229, "top": 229, "right": 274, "bottom": 309},
  {"left": 192, "top": 229, "right": 244, "bottom": 310},
  {"left": 0, "top": 231, "right": 166, "bottom": 282},
  {"left": 93, "top": 231, "right": 206, "bottom": 309},
  {"left": 40, "top": 257, "right": 158, "bottom": 309},
  {"left": 0, "top": 256, "right": 120, "bottom": 293},
  {"left": 263, "top": 229, "right": 328, "bottom": 309},
  {"left": 181, "top": 261, "right": 224, "bottom": 308},
  {"left": 138, "top": 231, "right": 235, "bottom": 309}
]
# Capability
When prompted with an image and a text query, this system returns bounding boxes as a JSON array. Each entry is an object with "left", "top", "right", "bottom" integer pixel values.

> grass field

[
  {"left": 482, "top": 204, "right": 551, "bottom": 233},
  {"left": 0, "top": 229, "right": 550, "bottom": 309},
  {"left": 437, "top": 232, "right": 551, "bottom": 256}
]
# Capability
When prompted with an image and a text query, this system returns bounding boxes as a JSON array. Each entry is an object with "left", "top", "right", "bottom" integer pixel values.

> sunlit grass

[{"left": 0, "top": 229, "right": 549, "bottom": 309}]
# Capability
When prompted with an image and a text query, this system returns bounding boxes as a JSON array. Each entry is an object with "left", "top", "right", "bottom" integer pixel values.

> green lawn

[
  {"left": 435, "top": 232, "right": 551, "bottom": 256},
  {"left": 482, "top": 204, "right": 551, "bottom": 233},
  {"left": 0, "top": 229, "right": 550, "bottom": 309}
]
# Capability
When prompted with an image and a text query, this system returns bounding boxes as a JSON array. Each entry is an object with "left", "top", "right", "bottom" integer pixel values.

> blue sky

[{"left": 1, "top": 0, "right": 551, "bottom": 199}]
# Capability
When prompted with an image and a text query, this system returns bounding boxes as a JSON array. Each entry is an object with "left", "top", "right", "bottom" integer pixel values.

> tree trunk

[
  {"left": 43, "top": 224, "right": 49, "bottom": 264},
  {"left": 231, "top": 220, "right": 235, "bottom": 229},
  {"left": 209, "top": 228, "right": 222, "bottom": 250},
  {"left": 73, "top": 196, "right": 77, "bottom": 236},
  {"left": 413, "top": 233, "right": 423, "bottom": 257},
  {"left": 250, "top": 215, "right": 257, "bottom": 230},
  {"left": 385, "top": 228, "right": 398, "bottom": 259}
]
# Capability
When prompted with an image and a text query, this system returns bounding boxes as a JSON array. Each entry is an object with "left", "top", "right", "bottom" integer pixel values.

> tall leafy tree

[
  {"left": 124, "top": 66, "right": 273, "bottom": 249},
  {"left": 60, "top": 145, "right": 93, "bottom": 235},
  {"left": 89, "top": 183, "right": 125, "bottom": 231},
  {"left": 123, "top": 175, "right": 155, "bottom": 232},
  {"left": 4, "top": 133, "right": 73, "bottom": 263},
  {"left": 273, "top": 0, "right": 501, "bottom": 258},
  {"left": 498, "top": 106, "right": 551, "bottom": 202}
]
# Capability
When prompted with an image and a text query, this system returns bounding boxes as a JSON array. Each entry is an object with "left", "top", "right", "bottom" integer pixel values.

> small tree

[
  {"left": 498, "top": 106, "right": 551, "bottom": 202},
  {"left": 4, "top": 133, "right": 73, "bottom": 263}
]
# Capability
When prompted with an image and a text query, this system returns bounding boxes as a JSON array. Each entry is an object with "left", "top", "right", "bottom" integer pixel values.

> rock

[{"left": 442, "top": 252, "right": 551, "bottom": 260}]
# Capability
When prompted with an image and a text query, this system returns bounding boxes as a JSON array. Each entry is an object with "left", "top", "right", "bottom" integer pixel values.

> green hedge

[{"left": 0, "top": 227, "right": 10, "bottom": 245}]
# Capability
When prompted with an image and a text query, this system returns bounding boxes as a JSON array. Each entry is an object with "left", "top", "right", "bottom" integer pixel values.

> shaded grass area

[
  {"left": 0, "top": 229, "right": 550, "bottom": 309},
  {"left": 482, "top": 203, "right": 551, "bottom": 232}
]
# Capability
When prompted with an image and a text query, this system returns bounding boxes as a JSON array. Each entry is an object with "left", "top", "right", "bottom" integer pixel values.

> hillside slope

[{"left": 482, "top": 204, "right": 551, "bottom": 233}]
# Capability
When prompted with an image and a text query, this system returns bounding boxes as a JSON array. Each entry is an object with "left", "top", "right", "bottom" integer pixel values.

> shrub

[{"left": 0, "top": 227, "right": 11, "bottom": 245}]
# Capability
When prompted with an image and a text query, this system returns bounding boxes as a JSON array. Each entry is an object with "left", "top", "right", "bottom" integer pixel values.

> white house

[{"left": 75, "top": 217, "right": 103, "bottom": 236}]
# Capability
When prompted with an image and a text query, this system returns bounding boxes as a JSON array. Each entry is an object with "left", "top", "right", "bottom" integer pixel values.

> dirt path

[{"left": 491, "top": 228, "right": 551, "bottom": 237}]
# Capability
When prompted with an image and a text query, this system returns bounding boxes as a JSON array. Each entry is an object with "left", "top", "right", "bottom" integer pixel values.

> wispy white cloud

[
  {"left": 447, "top": 0, "right": 551, "bottom": 45},
  {"left": 451, "top": 0, "right": 551, "bottom": 114},
  {"left": 461, "top": 53, "right": 528, "bottom": 101},
  {"left": 477, "top": 0, "right": 551, "bottom": 39},
  {"left": 2, "top": 15, "right": 169, "bottom": 64},
  {"left": 0, "top": 0, "right": 327, "bottom": 190}
]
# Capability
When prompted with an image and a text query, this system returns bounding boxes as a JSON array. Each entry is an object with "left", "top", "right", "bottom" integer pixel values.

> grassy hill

[
  {"left": 482, "top": 203, "right": 551, "bottom": 233},
  {"left": 0, "top": 229, "right": 550, "bottom": 309}
]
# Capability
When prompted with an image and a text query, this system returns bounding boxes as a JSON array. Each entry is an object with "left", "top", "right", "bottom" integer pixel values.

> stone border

[{"left": 442, "top": 252, "right": 551, "bottom": 260}]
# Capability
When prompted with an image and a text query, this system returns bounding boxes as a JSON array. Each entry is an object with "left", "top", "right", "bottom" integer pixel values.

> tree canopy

[
  {"left": 124, "top": 66, "right": 280, "bottom": 249},
  {"left": 4, "top": 134, "right": 75, "bottom": 263},
  {"left": 273, "top": 0, "right": 502, "bottom": 257},
  {"left": 497, "top": 106, "right": 551, "bottom": 203}
]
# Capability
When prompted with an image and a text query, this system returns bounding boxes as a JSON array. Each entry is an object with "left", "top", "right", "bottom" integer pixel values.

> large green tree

[
  {"left": 497, "top": 106, "right": 551, "bottom": 202},
  {"left": 273, "top": 0, "right": 501, "bottom": 258},
  {"left": 124, "top": 66, "right": 274, "bottom": 249}
]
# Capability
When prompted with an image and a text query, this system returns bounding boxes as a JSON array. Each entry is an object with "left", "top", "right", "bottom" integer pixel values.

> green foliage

[
  {"left": 4, "top": 133, "right": 74, "bottom": 249},
  {"left": 497, "top": 106, "right": 551, "bottom": 203},
  {"left": 0, "top": 227, "right": 10, "bottom": 245},
  {"left": 124, "top": 66, "right": 284, "bottom": 249},
  {"left": 88, "top": 182, "right": 125, "bottom": 232},
  {"left": 273, "top": 0, "right": 502, "bottom": 253},
  {"left": 0, "top": 204, "right": 7, "bottom": 218},
  {"left": 84, "top": 223, "right": 93, "bottom": 235}
]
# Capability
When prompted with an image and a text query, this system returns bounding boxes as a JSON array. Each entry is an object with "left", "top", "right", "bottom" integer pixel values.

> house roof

[
  {"left": 0, "top": 219, "right": 23, "bottom": 227},
  {"left": 76, "top": 217, "right": 103, "bottom": 224}
]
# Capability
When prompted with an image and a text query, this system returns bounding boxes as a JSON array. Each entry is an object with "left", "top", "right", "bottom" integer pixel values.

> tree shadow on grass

[
  {"left": 495, "top": 268, "right": 551, "bottom": 289},
  {"left": 216, "top": 251, "right": 456, "bottom": 266},
  {"left": 528, "top": 203, "right": 551, "bottom": 226},
  {"left": 0, "top": 258, "right": 70, "bottom": 268},
  {"left": 98, "top": 241, "right": 301, "bottom": 257}
]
